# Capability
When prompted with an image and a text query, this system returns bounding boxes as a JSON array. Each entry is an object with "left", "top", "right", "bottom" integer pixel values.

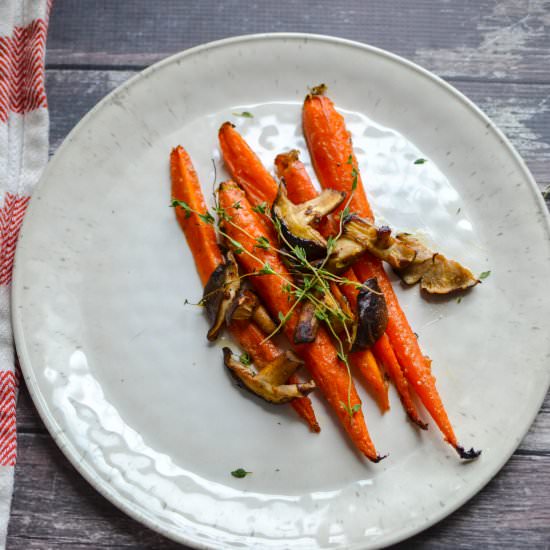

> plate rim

[{"left": 12, "top": 32, "right": 550, "bottom": 549}]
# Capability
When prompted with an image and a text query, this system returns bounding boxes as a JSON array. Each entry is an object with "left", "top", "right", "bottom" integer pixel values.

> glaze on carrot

[
  {"left": 303, "top": 88, "right": 479, "bottom": 457},
  {"left": 170, "top": 146, "right": 319, "bottom": 432},
  {"left": 218, "top": 182, "right": 382, "bottom": 460}
]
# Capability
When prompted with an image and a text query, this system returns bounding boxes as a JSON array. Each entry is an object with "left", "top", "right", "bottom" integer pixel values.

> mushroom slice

[
  {"left": 352, "top": 278, "right": 388, "bottom": 351},
  {"left": 203, "top": 252, "right": 240, "bottom": 341},
  {"left": 294, "top": 301, "right": 319, "bottom": 344},
  {"left": 420, "top": 254, "right": 479, "bottom": 294},
  {"left": 393, "top": 234, "right": 434, "bottom": 284},
  {"left": 223, "top": 348, "right": 316, "bottom": 404},
  {"left": 323, "top": 236, "right": 365, "bottom": 274},
  {"left": 225, "top": 289, "right": 277, "bottom": 334},
  {"left": 226, "top": 289, "right": 259, "bottom": 321},
  {"left": 395, "top": 234, "right": 479, "bottom": 294},
  {"left": 272, "top": 184, "right": 346, "bottom": 260},
  {"left": 340, "top": 215, "right": 417, "bottom": 270}
]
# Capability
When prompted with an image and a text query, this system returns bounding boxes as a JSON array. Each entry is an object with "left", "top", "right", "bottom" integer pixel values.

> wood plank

[
  {"left": 45, "top": 0, "right": 550, "bottom": 83},
  {"left": 45, "top": 70, "right": 550, "bottom": 187},
  {"left": 6, "top": 432, "right": 550, "bottom": 549}
]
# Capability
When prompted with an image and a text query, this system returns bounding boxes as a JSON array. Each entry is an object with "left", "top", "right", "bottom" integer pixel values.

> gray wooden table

[{"left": 7, "top": 1, "right": 550, "bottom": 548}]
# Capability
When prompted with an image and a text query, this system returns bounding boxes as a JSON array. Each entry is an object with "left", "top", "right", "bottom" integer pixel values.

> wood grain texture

[
  {"left": 7, "top": 1, "right": 550, "bottom": 549},
  {"left": 44, "top": 0, "right": 550, "bottom": 84}
]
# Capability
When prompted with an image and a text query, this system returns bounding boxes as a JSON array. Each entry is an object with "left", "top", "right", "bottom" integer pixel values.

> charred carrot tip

[
  {"left": 219, "top": 121, "right": 236, "bottom": 131},
  {"left": 455, "top": 445, "right": 482, "bottom": 460},
  {"left": 412, "top": 418, "right": 429, "bottom": 431},
  {"left": 275, "top": 150, "right": 300, "bottom": 170},
  {"left": 309, "top": 83, "right": 327, "bottom": 97},
  {"left": 310, "top": 422, "right": 321, "bottom": 434},
  {"left": 371, "top": 453, "right": 389, "bottom": 464}
]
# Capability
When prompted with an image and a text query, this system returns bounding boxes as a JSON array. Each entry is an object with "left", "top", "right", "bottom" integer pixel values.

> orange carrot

[
  {"left": 275, "top": 149, "right": 317, "bottom": 202},
  {"left": 218, "top": 182, "right": 382, "bottom": 460},
  {"left": 372, "top": 334, "right": 427, "bottom": 429},
  {"left": 171, "top": 146, "right": 222, "bottom": 285},
  {"left": 219, "top": 133, "right": 389, "bottom": 412},
  {"left": 303, "top": 89, "right": 475, "bottom": 455},
  {"left": 219, "top": 122, "right": 278, "bottom": 206},
  {"left": 302, "top": 88, "right": 373, "bottom": 219},
  {"left": 171, "top": 146, "right": 319, "bottom": 432},
  {"left": 352, "top": 348, "right": 389, "bottom": 411},
  {"left": 276, "top": 151, "right": 393, "bottom": 412}
]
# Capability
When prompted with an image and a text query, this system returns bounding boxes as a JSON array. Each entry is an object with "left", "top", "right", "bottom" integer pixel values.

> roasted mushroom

[
  {"left": 203, "top": 252, "right": 241, "bottom": 341},
  {"left": 323, "top": 236, "right": 365, "bottom": 274},
  {"left": 272, "top": 184, "right": 346, "bottom": 260},
  {"left": 223, "top": 347, "right": 316, "bottom": 404},
  {"left": 324, "top": 215, "right": 416, "bottom": 273},
  {"left": 342, "top": 215, "right": 417, "bottom": 269},
  {"left": 294, "top": 287, "right": 355, "bottom": 344},
  {"left": 394, "top": 234, "right": 479, "bottom": 294},
  {"left": 352, "top": 278, "right": 388, "bottom": 351},
  {"left": 225, "top": 289, "right": 277, "bottom": 334},
  {"left": 294, "top": 301, "right": 319, "bottom": 344}
]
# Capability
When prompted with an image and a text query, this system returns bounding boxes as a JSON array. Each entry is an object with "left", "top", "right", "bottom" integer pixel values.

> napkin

[{"left": 0, "top": 0, "right": 50, "bottom": 546}]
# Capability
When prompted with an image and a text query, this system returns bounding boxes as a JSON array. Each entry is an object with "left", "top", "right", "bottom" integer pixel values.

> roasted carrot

[
  {"left": 302, "top": 85, "right": 373, "bottom": 219},
  {"left": 219, "top": 132, "right": 389, "bottom": 412},
  {"left": 218, "top": 182, "right": 382, "bottom": 460},
  {"left": 171, "top": 146, "right": 222, "bottom": 285},
  {"left": 275, "top": 149, "right": 317, "bottom": 203},
  {"left": 219, "top": 122, "right": 278, "bottom": 206},
  {"left": 335, "top": 268, "right": 425, "bottom": 427},
  {"left": 372, "top": 334, "right": 427, "bottom": 429},
  {"left": 303, "top": 88, "right": 478, "bottom": 456},
  {"left": 287, "top": 374, "right": 321, "bottom": 433},
  {"left": 276, "top": 151, "right": 394, "bottom": 413},
  {"left": 171, "top": 146, "right": 319, "bottom": 432},
  {"left": 352, "top": 348, "right": 389, "bottom": 411}
]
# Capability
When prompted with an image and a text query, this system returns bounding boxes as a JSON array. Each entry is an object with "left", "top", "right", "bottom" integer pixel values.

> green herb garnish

[
  {"left": 253, "top": 201, "right": 268, "bottom": 215},
  {"left": 231, "top": 468, "right": 252, "bottom": 478},
  {"left": 255, "top": 236, "right": 270, "bottom": 250},
  {"left": 414, "top": 158, "right": 427, "bottom": 165},
  {"left": 170, "top": 198, "right": 192, "bottom": 218},
  {"left": 258, "top": 263, "right": 275, "bottom": 275},
  {"left": 233, "top": 111, "right": 254, "bottom": 118},
  {"left": 479, "top": 270, "right": 491, "bottom": 280},
  {"left": 340, "top": 401, "right": 361, "bottom": 417},
  {"left": 239, "top": 352, "right": 251, "bottom": 366}
]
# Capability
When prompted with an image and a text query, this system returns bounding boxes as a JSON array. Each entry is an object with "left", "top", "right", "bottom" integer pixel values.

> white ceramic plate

[{"left": 12, "top": 34, "right": 550, "bottom": 549}]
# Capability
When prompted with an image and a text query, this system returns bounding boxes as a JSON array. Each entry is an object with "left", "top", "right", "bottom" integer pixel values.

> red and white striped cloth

[{"left": 0, "top": 0, "right": 50, "bottom": 545}]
